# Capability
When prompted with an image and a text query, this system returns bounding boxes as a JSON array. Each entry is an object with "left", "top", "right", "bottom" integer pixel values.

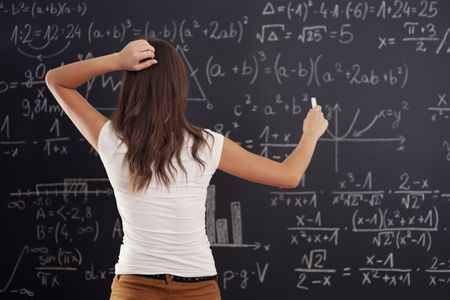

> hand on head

[{"left": 117, "top": 39, "right": 158, "bottom": 71}]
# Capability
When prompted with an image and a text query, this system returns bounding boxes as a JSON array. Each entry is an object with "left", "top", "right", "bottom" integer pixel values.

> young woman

[{"left": 45, "top": 38, "right": 328, "bottom": 300}]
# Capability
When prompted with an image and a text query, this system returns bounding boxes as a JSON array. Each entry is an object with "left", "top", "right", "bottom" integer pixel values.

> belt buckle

[{"left": 165, "top": 274, "right": 174, "bottom": 285}]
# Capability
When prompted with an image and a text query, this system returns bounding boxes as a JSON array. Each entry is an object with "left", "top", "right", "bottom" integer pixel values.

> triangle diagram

[
  {"left": 268, "top": 31, "right": 279, "bottom": 42},
  {"left": 262, "top": 2, "right": 275, "bottom": 15},
  {"left": 176, "top": 45, "right": 207, "bottom": 102}
]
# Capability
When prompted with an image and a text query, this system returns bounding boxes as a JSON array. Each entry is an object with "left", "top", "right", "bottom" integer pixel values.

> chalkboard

[{"left": 1, "top": 0, "right": 450, "bottom": 299}]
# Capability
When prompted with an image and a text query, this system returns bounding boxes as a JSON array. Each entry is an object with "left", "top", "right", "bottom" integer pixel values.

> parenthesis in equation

[
  {"left": 426, "top": 231, "right": 432, "bottom": 251},
  {"left": 31, "top": 2, "right": 37, "bottom": 19},
  {"left": 206, "top": 56, "right": 214, "bottom": 85},
  {"left": 237, "top": 20, "right": 243, "bottom": 43},
  {"left": 119, "top": 22, "right": 126, "bottom": 43},
  {"left": 93, "top": 220, "right": 99, "bottom": 242},
  {"left": 179, "top": 19, "right": 186, "bottom": 44},
  {"left": 307, "top": 57, "right": 314, "bottom": 86},
  {"left": 380, "top": 208, "right": 387, "bottom": 229},
  {"left": 0, "top": 81, "right": 8, "bottom": 93},
  {"left": 433, "top": 205, "right": 439, "bottom": 229},
  {"left": 401, "top": 63, "right": 408, "bottom": 89},
  {"left": 287, "top": 1, "right": 292, "bottom": 20},
  {"left": 363, "top": 1, "right": 369, "bottom": 20},
  {"left": 313, "top": 54, "right": 322, "bottom": 87},
  {"left": 274, "top": 53, "right": 282, "bottom": 84},
  {"left": 303, "top": 1, "right": 308, "bottom": 23},
  {"left": 55, "top": 221, "right": 60, "bottom": 244},
  {"left": 307, "top": 56, "right": 322, "bottom": 87},
  {"left": 171, "top": 20, "right": 177, "bottom": 43},
  {"left": 75, "top": 247, "right": 83, "bottom": 265},
  {"left": 79, "top": 2, "right": 88, "bottom": 16},
  {"left": 250, "top": 54, "right": 259, "bottom": 85},
  {"left": 58, "top": 247, "right": 63, "bottom": 266},
  {"left": 395, "top": 230, "right": 400, "bottom": 250},
  {"left": 351, "top": 209, "right": 357, "bottom": 231},
  {"left": 345, "top": 1, "right": 351, "bottom": 21},
  {"left": 88, "top": 22, "right": 94, "bottom": 44}
]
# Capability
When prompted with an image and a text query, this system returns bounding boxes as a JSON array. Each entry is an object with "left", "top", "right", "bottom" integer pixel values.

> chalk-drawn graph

[
  {"left": 259, "top": 104, "right": 406, "bottom": 172},
  {"left": 206, "top": 185, "right": 265, "bottom": 250}
]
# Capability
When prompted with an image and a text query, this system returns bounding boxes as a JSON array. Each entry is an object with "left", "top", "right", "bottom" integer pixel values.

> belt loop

[
  {"left": 117, "top": 275, "right": 121, "bottom": 281},
  {"left": 165, "top": 274, "right": 173, "bottom": 285}
]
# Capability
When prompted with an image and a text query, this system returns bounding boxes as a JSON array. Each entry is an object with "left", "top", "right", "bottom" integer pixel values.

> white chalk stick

[{"left": 311, "top": 97, "right": 317, "bottom": 108}]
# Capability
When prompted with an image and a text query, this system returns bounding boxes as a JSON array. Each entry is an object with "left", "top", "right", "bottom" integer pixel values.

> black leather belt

[{"left": 133, "top": 273, "right": 217, "bottom": 282}]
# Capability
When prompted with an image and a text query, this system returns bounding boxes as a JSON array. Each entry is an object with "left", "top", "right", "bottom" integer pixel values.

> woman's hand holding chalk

[{"left": 311, "top": 97, "right": 317, "bottom": 108}]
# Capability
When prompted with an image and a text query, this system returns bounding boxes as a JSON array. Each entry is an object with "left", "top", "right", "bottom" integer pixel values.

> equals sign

[
  {"left": 329, "top": 31, "right": 337, "bottom": 38},
  {"left": 278, "top": 6, "right": 286, "bottom": 12},
  {"left": 369, "top": 6, "right": 375, "bottom": 12},
  {"left": 342, "top": 267, "right": 351, "bottom": 276},
  {"left": 388, "top": 38, "right": 396, "bottom": 45},
  {"left": 10, "top": 82, "right": 18, "bottom": 88},
  {"left": 35, "top": 30, "right": 42, "bottom": 37},
  {"left": 132, "top": 29, "right": 142, "bottom": 36},
  {"left": 244, "top": 140, "right": 253, "bottom": 149},
  {"left": 264, "top": 68, "right": 272, "bottom": 74},
  {"left": 285, "top": 32, "right": 292, "bottom": 39}
]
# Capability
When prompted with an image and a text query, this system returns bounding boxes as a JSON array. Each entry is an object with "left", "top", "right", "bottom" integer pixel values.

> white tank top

[{"left": 97, "top": 119, "right": 224, "bottom": 276}]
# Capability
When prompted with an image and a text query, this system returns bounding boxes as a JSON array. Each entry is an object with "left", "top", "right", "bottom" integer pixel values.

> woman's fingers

[
  {"left": 135, "top": 40, "right": 155, "bottom": 52},
  {"left": 136, "top": 50, "right": 155, "bottom": 61},
  {"left": 119, "top": 39, "right": 157, "bottom": 71},
  {"left": 134, "top": 59, "right": 158, "bottom": 71},
  {"left": 139, "top": 44, "right": 155, "bottom": 53}
]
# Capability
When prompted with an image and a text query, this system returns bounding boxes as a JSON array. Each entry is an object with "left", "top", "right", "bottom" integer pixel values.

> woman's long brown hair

[{"left": 109, "top": 37, "right": 212, "bottom": 193}]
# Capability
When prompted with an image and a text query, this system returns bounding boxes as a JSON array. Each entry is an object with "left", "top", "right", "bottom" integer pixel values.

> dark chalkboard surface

[{"left": 1, "top": 0, "right": 450, "bottom": 299}]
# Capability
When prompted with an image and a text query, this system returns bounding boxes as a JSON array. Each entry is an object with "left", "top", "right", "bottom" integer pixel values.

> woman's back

[
  {"left": 98, "top": 119, "right": 224, "bottom": 277},
  {"left": 45, "top": 37, "right": 328, "bottom": 299}
]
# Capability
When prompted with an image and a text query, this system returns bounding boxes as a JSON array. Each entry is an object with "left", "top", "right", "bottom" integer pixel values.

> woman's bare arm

[
  {"left": 218, "top": 105, "right": 328, "bottom": 188},
  {"left": 45, "top": 39, "right": 157, "bottom": 152}
]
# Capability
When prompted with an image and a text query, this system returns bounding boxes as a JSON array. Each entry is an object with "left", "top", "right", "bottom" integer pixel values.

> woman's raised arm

[
  {"left": 218, "top": 105, "right": 328, "bottom": 188},
  {"left": 45, "top": 39, "right": 157, "bottom": 152}
]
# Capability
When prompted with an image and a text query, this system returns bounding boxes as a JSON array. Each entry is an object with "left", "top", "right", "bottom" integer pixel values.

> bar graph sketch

[{"left": 206, "top": 185, "right": 262, "bottom": 250}]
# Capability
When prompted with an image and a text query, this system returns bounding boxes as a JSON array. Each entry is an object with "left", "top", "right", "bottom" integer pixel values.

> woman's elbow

[
  {"left": 280, "top": 174, "right": 302, "bottom": 189},
  {"left": 45, "top": 70, "right": 55, "bottom": 87}
]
